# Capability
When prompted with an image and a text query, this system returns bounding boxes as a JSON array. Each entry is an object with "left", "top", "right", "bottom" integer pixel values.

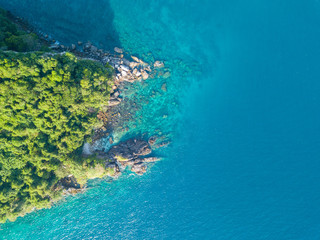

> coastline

[{"left": 0, "top": 8, "right": 170, "bottom": 223}]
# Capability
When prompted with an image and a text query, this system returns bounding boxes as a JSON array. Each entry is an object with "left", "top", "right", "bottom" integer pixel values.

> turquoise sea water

[{"left": 1, "top": 1, "right": 320, "bottom": 239}]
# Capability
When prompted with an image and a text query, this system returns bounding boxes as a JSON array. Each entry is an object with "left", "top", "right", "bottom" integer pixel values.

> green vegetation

[
  {"left": 0, "top": 51, "right": 113, "bottom": 223},
  {"left": 0, "top": 8, "right": 115, "bottom": 223},
  {"left": 55, "top": 155, "right": 116, "bottom": 185},
  {"left": 0, "top": 8, "right": 45, "bottom": 52},
  {"left": 115, "top": 155, "right": 129, "bottom": 162}
]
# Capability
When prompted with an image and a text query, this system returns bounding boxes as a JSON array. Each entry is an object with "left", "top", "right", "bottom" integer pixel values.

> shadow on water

[{"left": 0, "top": 0, "right": 121, "bottom": 50}]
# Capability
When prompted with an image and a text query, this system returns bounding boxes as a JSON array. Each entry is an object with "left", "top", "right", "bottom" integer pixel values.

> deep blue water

[{"left": 1, "top": 0, "right": 320, "bottom": 239}]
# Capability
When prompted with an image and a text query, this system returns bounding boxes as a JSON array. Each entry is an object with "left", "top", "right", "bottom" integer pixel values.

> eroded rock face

[
  {"left": 131, "top": 163, "right": 147, "bottom": 175},
  {"left": 106, "top": 139, "right": 151, "bottom": 160},
  {"left": 60, "top": 175, "right": 81, "bottom": 189},
  {"left": 102, "top": 138, "right": 160, "bottom": 175}
]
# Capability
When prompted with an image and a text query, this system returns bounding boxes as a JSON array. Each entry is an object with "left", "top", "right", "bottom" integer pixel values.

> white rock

[
  {"left": 131, "top": 56, "right": 140, "bottom": 62},
  {"left": 130, "top": 62, "right": 139, "bottom": 69},
  {"left": 120, "top": 65, "right": 130, "bottom": 72},
  {"left": 154, "top": 61, "right": 164, "bottom": 68},
  {"left": 114, "top": 47, "right": 123, "bottom": 53},
  {"left": 135, "top": 71, "right": 141, "bottom": 77},
  {"left": 145, "top": 66, "right": 152, "bottom": 72},
  {"left": 133, "top": 68, "right": 138, "bottom": 75},
  {"left": 141, "top": 71, "right": 149, "bottom": 80}
]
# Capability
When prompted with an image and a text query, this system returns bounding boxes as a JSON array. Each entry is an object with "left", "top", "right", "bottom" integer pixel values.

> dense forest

[{"left": 0, "top": 8, "right": 114, "bottom": 222}]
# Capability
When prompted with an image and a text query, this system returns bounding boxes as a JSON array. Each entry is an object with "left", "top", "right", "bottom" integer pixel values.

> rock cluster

[
  {"left": 46, "top": 41, "right": 169, "bottom": 176},
  {"left": 50, "top": 40, "right": 169, "bottom": 85},
  {"left": 55, "top": 175, "right": 84, "bottom": 195},
  {"left": 98, "top": 138, "right": 160, "bottom": 176},
  {"left": 102, "top": 53, "right": 157, "bottom": 84}
]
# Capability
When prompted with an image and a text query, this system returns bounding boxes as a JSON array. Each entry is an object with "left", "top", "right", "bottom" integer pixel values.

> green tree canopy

[
  {"left": 0, "top": 8, "right": 44, "bottom": 52},
  {"left": 0, "top": 51, "right": 113, "bottom": 222}
]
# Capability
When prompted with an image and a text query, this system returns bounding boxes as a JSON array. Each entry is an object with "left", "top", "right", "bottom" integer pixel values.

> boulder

[
  {"left": 49, "top": 44, "right": 60, "bottom": 49},
  {"left": 141, "top": 71, "right": 149, "bottom": 80},
  {"left": 108, "top": 98, "right": 121, "bottom": 106},
  {"left": 131, "top": 56, "right": 140, "bottom": 63},
  {"left": 133, "top": 69, "right": 141, "bottom": 77},
  {"left": 123, "top": 58, "right": 131, "bottom": 66},
  {"left": 121, "top": 71, "right": 128, "bottom": 77},
  {"left": 133, "top": 68, "right": 138, "bottom": 75},
  {"left": 145, "top": 66, "right": 152, "bottom": 72},
  {"left": 114, "top": 47, "right": 123, "bottom": 53},
  {"left": 159, "top": 141, "right": 170, "bottom": 147},
  {"left": 154, "top": 61, "right": 164, "bottom": 68},
  {"left": 84, "top": 42, "right": 92, "bottom": 50},
  {"left": 120, "top": 65, "right": 130, "bottom": 72},
  {"left": 132, "top": 142, "right": 152, "bottom": 156},
  {"left": 161, "top": 83, "right": 167, "bottom": 92},
  {"left": 90, "top": 45, "right": 98, "bottom": 52},
  {"left": 131, "top": 163, "right": 147, "bottom": 175},
  {"left": 130, "top": 62, "right": 139, "bottom": 69},
  {"left": 111, "top": 91, "right": 120, "bottom": 99},
  {"left": 148, "top": 136, "right": 157, "bottom": 145},
  {"left": 163, "top": 72, "right": 171, "bottom": 79}
]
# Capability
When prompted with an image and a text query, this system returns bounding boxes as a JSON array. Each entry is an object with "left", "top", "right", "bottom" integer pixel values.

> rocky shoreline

[
  {"left": 50, "top": 42, "right": 171, "bottom": 108},
  {"left": 9, "top": 14, "right": 172, "bottom": 192},
  {"left": 97, "top": 137, "right": 160, "bottom": 176}
]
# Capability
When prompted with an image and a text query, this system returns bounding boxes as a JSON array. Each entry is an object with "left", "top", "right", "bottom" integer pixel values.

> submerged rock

[
  {"left": 148, "top": 136, "right": 157, "bottom": 145},
  {"left": 161, "top": 83, "right": 167, "bottom": 92},
  {"left": 163, "top": 72, "right": 171, "bottom": 79},
  {"left": 90, "top": 45, "right": 98, "bottom": 53},
  {"left": 140, "top": 157, "right": 160, "bottom": 162},
  {"left": 114, "top": 47, "right": 123, "bottom": 53},
  {"left": 154, "top": 61, "right": 164, "bottom": 68}
]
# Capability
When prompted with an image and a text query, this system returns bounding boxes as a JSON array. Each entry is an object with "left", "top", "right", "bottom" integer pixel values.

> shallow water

[{"left": 1, "top": 0, "right": 320, "bottom": 239}]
